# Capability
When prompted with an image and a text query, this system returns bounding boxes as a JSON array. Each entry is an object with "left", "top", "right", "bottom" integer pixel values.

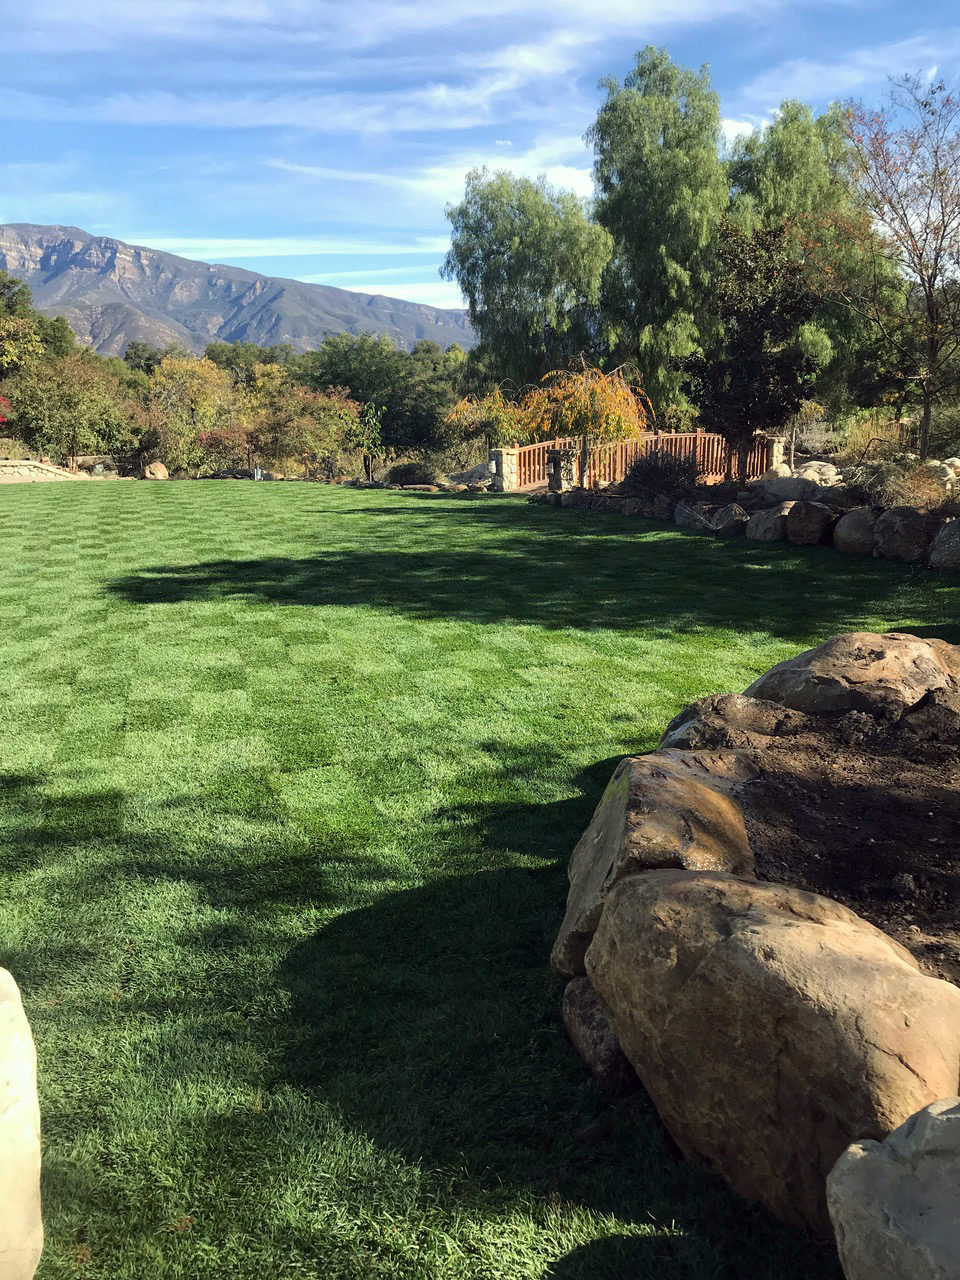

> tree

[
  {"left": 150, "top": 356, "right": 245, "bottom": 473},
  {"left": 344, "top": 402, "right": 383, "bottom": 481},
  {"left": 683, "top": 219, "right": 820, "bottom": 482},
  {"left": 523, "top": 363, "right": 654, "bottom": 486},
  {"left": 0, "top": 317, "right": 44, "bottom": 375},
  {"left": 5, "top": 350, "right": 136, "bottom": 463},
  {"left": 442, "top": 169, "right": 613, "bottom": 384},
  {"left": 587, "top": 46, "right": 729, "bottom": 407},
  {"left": 730, "top": 100, "right": 904, "bottom": 412},
  {"left": 845, "top": 75, "right": 960, "bottom": 456}
]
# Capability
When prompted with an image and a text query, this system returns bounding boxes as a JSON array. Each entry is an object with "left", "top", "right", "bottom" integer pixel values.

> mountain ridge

[{"left": 0, "top": 223, "right": 474, "bottom": 356}]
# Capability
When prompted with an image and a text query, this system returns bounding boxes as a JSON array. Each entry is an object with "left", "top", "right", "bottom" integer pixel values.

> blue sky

[{"left": 3, "top": 1, "right": 960, "bottom": 310}]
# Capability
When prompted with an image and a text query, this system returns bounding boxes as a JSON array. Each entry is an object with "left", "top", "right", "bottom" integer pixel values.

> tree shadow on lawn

[{"left": 105, "top": 501, "right": 960, "bottom": 645}]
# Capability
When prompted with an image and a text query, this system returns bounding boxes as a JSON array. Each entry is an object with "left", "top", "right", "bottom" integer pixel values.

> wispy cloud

[
  {"left": 739, "top": 29, "right": 960, "bottom": 107},
  {"left": 129, "top": 235, "right": 451, "bottom": 260}
]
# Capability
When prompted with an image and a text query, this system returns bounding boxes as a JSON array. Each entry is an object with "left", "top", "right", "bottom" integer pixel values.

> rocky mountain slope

[{"left": 0, "top": 223, "right": 474, "bottom": 356}]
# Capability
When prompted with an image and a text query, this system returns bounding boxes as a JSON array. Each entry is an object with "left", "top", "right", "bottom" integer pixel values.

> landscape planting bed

[{"left": 1, "top": 483, "right": 959, "bottom": 1279}]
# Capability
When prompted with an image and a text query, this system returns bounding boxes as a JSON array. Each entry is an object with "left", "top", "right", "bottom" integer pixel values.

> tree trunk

[
  {"left": 919, "top": 386, "right": 932, "bottom": 461},
  {"left": 737, "top": 438, "right": 749, "bottom": 486},
  {"left": 578, "top": 436, "right": 589, "bottom": 487}
]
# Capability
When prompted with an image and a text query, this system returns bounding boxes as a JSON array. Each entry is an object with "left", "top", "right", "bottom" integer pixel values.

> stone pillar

[
  {"left": 0, "top": 969, "right": 43, "bottom": 1279},
  {"left": 546, "top": 448, "right": 576, "bottom": 493},
  {"left": 489, "top": 447, "right": 519, "bottom": 492},
  {"left": 765, "top": 435, "right": 786, "bottom": 470}
]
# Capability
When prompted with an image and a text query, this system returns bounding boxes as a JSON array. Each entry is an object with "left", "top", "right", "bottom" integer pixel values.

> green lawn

[{"left": 2, "top": 482, "right": 957, "bottom": 1280}]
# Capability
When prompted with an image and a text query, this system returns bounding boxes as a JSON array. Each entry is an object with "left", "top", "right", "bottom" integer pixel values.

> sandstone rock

[
  {"left": 833, "top": 506, "right": 879, "bottom": 554},
  {"left": 874, "top": 506, "right": 937, "bottom": 563},
  {"left": 827, "top": 1098, "right": 960, "bottom": 1280},
  {"left": 652, "top": 494, "right": 674, "bottom": 520},
  {"left": 785, "top": 500, "right": 838, "bottom": 546},
  {"left": 713, "top": 503, "right": 750, "bottom": 538},
  {"left": 401, "top": 484, "right": 440, "bottom": 492},
  {"left": 764, "top": 475, "right": 821, "bottom": 501},
  {"left": 141, "top": 460, "right": 168, "bottom": 480},
  {"left": 586, "top": 871, "right": 960, "bottom": 1231},
  {"left": 561, "top": 977, "right": 638, "bottom": 1095},
  {"left": 674, "top": 502, "right": 715, "bottom": 532},
  {"left": 0, "top": 969, "right": 42, "bottom": 1279},
  {"left": 550, "top": 751, "right": 756, "bottom": 977},
  {"left": 928, "top": 520, "right": 960, "bottom": 573},
  {"left": 621, "top": 498, "right": 643, "bottom": 517},
  {"left": 746, "top": 501, "right": 795, "bottom": 541},
  {"left": 762, "top": 463, "right": 792, "bottom": 480},
  {"left": 743, "top": 631, "right": 960, "bottom": 719}
]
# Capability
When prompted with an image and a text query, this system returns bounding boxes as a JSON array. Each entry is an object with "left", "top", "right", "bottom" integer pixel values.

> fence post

[
  {"left": 546, "top": 447, "right": 576, "bottom": 492},
  {"left": 489, "top": 447, "right": 519, "bottom": 492},
  {"left": 764, "top": 435, "right": 786, "bottom": 470}
]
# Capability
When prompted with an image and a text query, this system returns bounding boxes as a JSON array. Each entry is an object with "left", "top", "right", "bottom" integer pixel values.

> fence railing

[{"left": 501, "top": 432, "right": 771, "bottom": 492}]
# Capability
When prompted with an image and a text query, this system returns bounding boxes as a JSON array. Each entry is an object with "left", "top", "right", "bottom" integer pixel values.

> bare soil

[{"left": 671, "top": 696, "right": 960, "bottom": 985}]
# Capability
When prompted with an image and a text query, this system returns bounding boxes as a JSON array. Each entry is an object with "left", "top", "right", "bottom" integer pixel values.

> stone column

[
  {"left": 765, "top": 435, "right": 786, "bottom": 470},
  {"left": 0, "top": 969, "right": 43, "bottom": 1279},
  {"left": 546, "top": 448, "right": 576, "bottom": 492},
  {"left": 489, "top": 447, "right": 519, "bottom": 492}
]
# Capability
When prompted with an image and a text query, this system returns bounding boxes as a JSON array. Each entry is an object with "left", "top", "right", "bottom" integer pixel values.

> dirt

[{"left": 668, "top": 696, "right": 960, "bottom": 985}]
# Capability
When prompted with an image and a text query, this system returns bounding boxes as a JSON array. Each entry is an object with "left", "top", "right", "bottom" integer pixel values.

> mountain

[{"left": 0, "top": 223, "right": 475, "bottom": 356}]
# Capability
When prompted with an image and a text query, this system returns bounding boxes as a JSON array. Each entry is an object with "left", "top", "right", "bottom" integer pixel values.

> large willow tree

[
  {"left": 442, "top": 169, "right": 613, "bottom": 386},
  {"left": 587, "top": 47, "right": 729, "bottom": 408}
]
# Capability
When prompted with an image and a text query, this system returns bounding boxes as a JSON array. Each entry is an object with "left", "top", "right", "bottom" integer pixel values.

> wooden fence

[{"left": 509, "top": 432, "right": 771, "bottom": 491}]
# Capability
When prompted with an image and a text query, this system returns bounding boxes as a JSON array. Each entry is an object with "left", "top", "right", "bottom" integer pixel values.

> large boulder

[
  {"left": 0, "top": 969, "right": 42, "bottom": 1279},
  {"left": 785, "top": 500, "right": 838, "bottom": 546},
  {"left": 827, "top": 1098, "right": 960, "bottom": 1280},
  {"left": 833, "top": 506, "right": 879, "bottom": 554},
  {"left": 745, "top": 501, "right": 795, "bottom": 541},
  {"left": 743, "top": 631, "right": 960, "bottom": 720},
  {"left": 873, "top": 506, "right": 937, "bottom": 562},
  {"left": 550, "top": 751, "right": 756, "bottom": 977},
  {"left": 585, "top": 871, "right": 960, "bottom": 1231},
  {"left": 561, "top": 977, "right": 638, "bottom": 1095},
  {"left": 140, "top": 460, "right": 168, "bottom": 480},
  {"left": 712, "top": 503, "right": 750, "bottom": 538},
  {"left": 928, "top": 519, "right": 960, "bottom": 573},
  {"left": 763, "top": 475, "right": 822, "bottom": 501}
]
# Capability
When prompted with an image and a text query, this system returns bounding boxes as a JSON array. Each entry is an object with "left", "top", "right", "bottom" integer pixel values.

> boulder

[
  {"left": 621, "top": 498, "right": 643, "bottom": 517},
  {"left": 550, "top": 751, "right": 756, "bottom": 977},
  {"left": 764, "top": 475, "right": 822, "bottom": 501},
  {"left": 827, "top": 1098, "right": 960, "bottom": 1280},
  {"left": 652, "top": 494, "right": 675, "bottom": 520},
  {"left": 833, "top": 506, "right": 879, "bottom": 554},
  {"left": 585, "top": 871, "right": 960, "bottom": 1232},
  {"left": 659, "top": 692, "right": 805, "bottom": 750},
  {"left": 561, "top": 977, "right": 638, "bottom": 1095},
  {"left": 762, "top": 463, "right": 793, "bottom": 481},
  {"left": 745, "top": 501, "right": 795, "bottom": 541},
  {"left": 928, "top": 520, "right": 960, "bottom": 573},
  {"left": 873, "top": 506, "right": 938, "bottom": 563},
  {"left": 674, "top": 502, "right": 715, "bottom": 532},
  {"left": 140, "top": 460, "right": 168, "bottom": 480},
  {"left": 401, "top": 484, "right": 440, "bottom": 492},
  {"left": 785, "top": 500, "right": 838, "bottom": 546},
  {"left": 712, "top": 503, "right": 750, "bottom": 538},
  {"left": 0, "top": 970, "right": 43, "bottom": 1279},
  {"left": 743, "top": 630, "right": 960, "bottom": 719}
]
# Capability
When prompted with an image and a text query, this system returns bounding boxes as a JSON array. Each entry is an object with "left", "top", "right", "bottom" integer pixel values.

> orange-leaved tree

[
  {"left": 445, "top": 386, "right": 527, "bottom": 452},
  {"left": 521, "top": 364, "right": 654, "bottom": 485}
]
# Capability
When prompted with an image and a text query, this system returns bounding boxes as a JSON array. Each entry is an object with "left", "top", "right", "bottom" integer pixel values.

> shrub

[
  {"left": 386, "top": 460, "right": 446, "bottom": 487},
  {"left": 930, "top": 403, "right": 960, "bottom": 460},
  {"left": 621, "top": 447, "right": 701, "bottom": 498},
  {"left": 879, "top": 463, "right": 951, "bottom": 511}
]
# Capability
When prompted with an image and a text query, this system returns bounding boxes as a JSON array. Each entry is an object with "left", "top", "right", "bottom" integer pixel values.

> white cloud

[
  {"left": 298, "top": 278, "right": 466, "bottom": 308},
  {"left": 127, "top": 235, "right": 450, "bottom": 259},
  {"left": 739, "top": 29, "right": 960, "bottom": 108}
]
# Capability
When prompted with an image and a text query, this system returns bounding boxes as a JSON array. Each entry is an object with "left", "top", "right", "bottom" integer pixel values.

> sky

[{"left": 3, "top": 1, "right": 960, "bottom": 311}]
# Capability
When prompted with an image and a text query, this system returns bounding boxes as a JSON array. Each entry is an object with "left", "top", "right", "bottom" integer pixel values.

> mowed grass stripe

[{"left": 1, "top": 481, "right": 956, "bottom": 1279}]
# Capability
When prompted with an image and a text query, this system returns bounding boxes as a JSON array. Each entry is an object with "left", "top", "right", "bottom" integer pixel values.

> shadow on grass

[
  {"left": 1, "top": 764, "right": 839, "bottom": 1278},
  {"left": 104, "top": 499, "right": 960, "bottom": 644}
]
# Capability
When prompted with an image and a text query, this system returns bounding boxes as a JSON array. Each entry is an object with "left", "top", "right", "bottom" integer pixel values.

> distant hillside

[{"left": 0, "top": 223, "right": 475, "bottom": 356}]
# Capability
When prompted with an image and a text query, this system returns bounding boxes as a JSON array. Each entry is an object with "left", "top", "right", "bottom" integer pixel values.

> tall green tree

[
  {"left": 442, "top": 169, "right": 613, "bottom": 385},
  {"left": 5, "top": 350, "right": 136, "bottom": 463},
  {"left": 729, "top": 101, "right": 902, "bottom": 411},
  {"left": 683, "top": 219, "right": 820, "bottom": 481},
  {"left": 587, "top": 46, "right": 729, "bottom": 408}
]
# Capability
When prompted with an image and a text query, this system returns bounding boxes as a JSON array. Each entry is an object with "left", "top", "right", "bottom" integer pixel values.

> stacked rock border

[{"left": 528, "top": 471, "right": 960, "bottom": 573}]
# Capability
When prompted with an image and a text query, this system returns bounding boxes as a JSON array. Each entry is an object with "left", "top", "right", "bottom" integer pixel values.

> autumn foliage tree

[{"left": 845, "top": 75, "right": 960, "bottom": 457}]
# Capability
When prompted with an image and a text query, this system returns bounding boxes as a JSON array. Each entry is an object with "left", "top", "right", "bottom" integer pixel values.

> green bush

[
  {"left": 386, "top": 459, "right": 446, "bottom": 486},
  {"left": 620, "top": 446, "right": 700, "bottom": 497}
]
